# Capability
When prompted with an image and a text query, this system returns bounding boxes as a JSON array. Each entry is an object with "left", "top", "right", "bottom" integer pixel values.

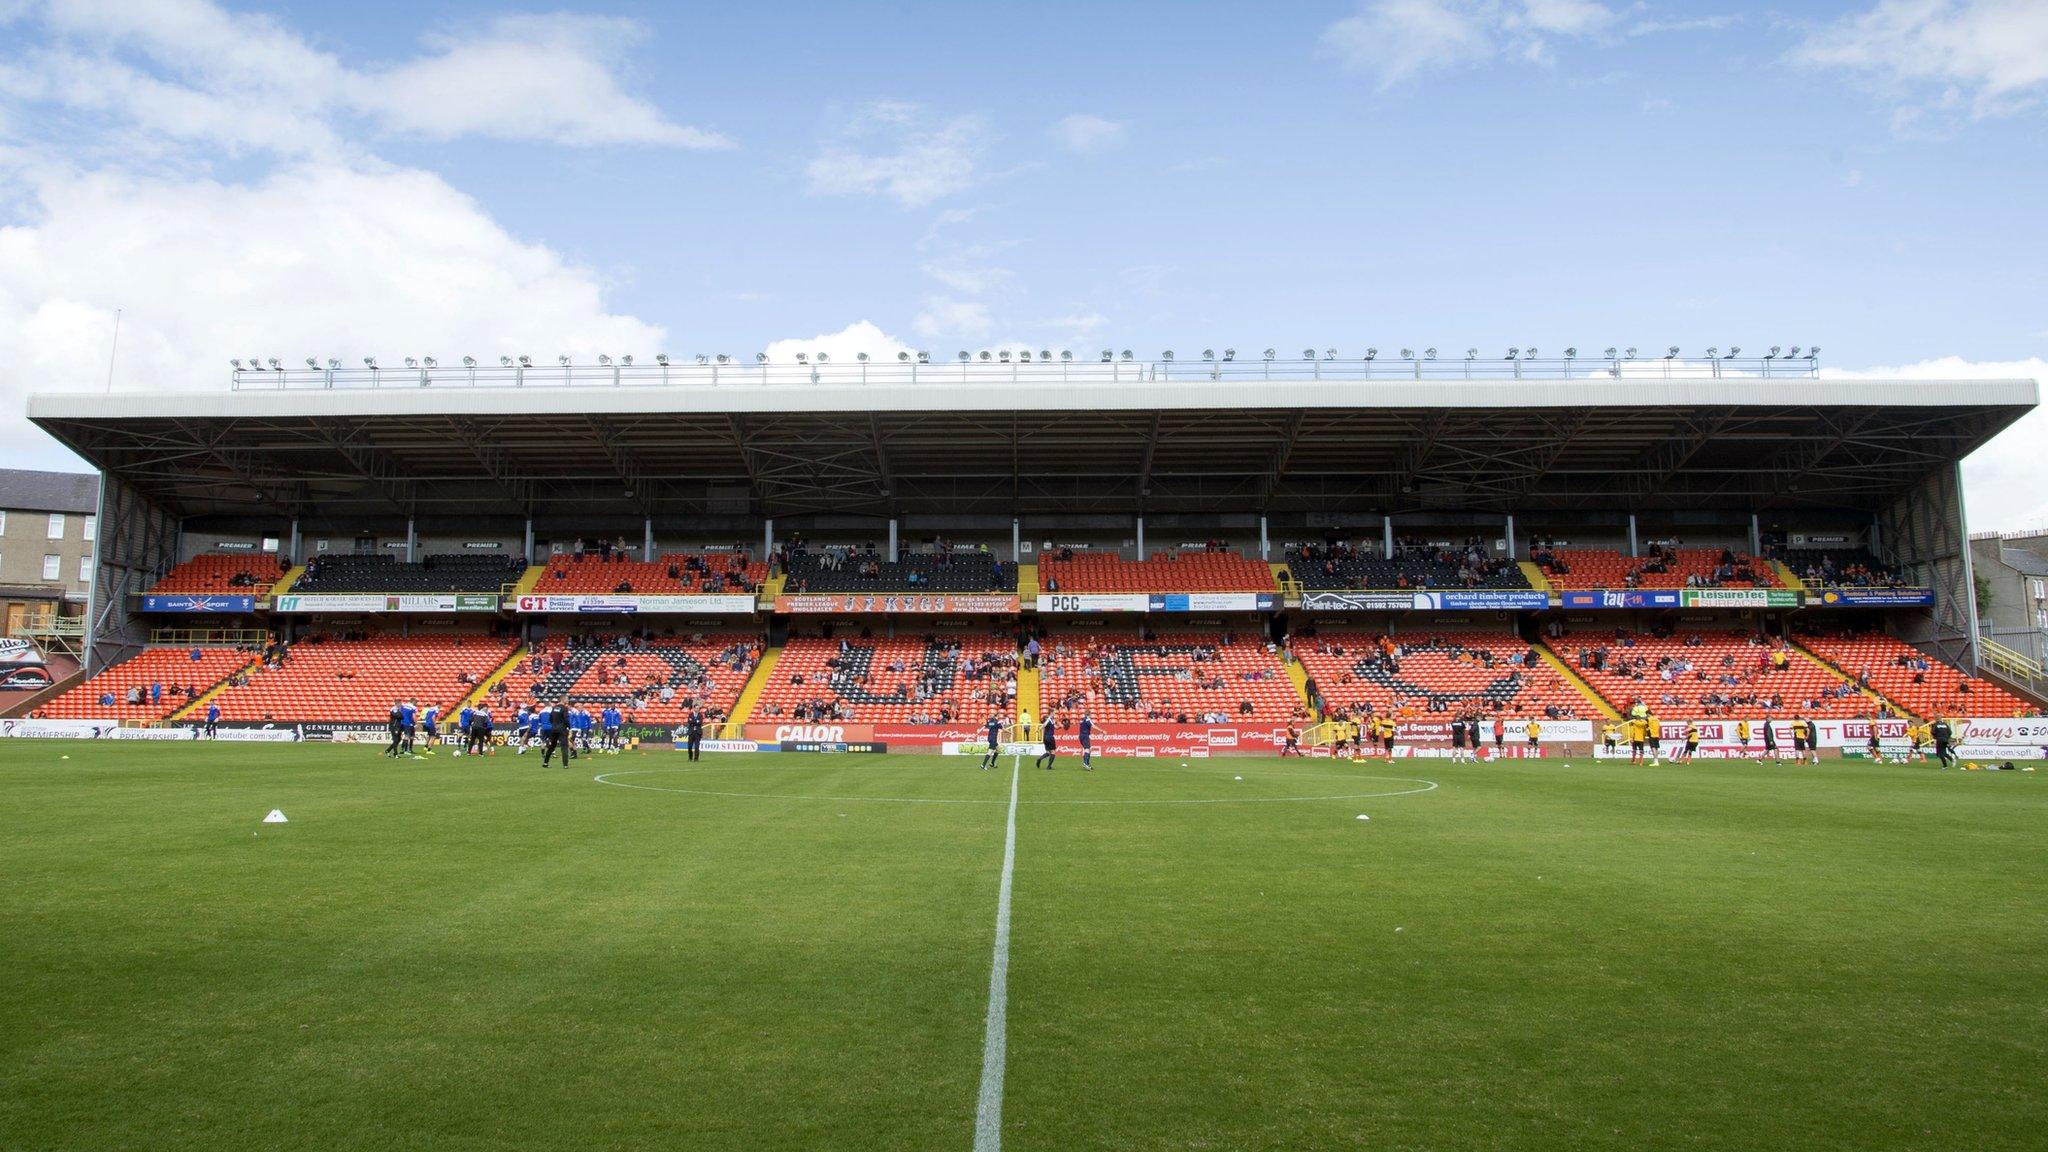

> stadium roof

[{"left": 28, "top": 371, "right": 2037, "bottom": 521}]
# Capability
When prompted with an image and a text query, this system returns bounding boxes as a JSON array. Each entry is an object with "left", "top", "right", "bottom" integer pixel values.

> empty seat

[
  {"left": 38, "top": 647, "right": 255, "bottom": 721},
  {"left": 1037, "top": 632, "right": 1302, "bottom": 725},
  {"left": 1037, "top": 551, "right": 1275, "bottom": 593},
  {"left": 1292, "top": 630, "right": 1588, "bottom": 721}
]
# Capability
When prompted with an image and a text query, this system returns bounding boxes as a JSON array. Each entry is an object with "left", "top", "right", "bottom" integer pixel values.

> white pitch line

[{"left": 973, "top": 760, "right": 1020, "bottom": 1152}]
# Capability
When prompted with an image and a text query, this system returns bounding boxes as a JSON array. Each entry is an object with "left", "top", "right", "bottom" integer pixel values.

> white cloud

[
  {"left": 1628, "top": 14, "right": 1738, "bottom": 37},
  {"left": 1318, "top": 0, "right": 1618, "bottom": 86},
  {"left": 0, "top": 160, "right": 663, "bottom": 462},
  {"left": 912, "top": 298, "right": 996, "bottom": 341},
  {"left": 807, "top": 102, "right": 990, "bottom": 207},
  {"left": 1048, "top": 114, "right": 1128, "bottom": 154},
  {"left": 1792, "top": 1, "right": 2048, "bottom": 120},
  {"left": 761, "top": 321, "right": 912, "bottom": 365},
  {"left": 7, "top": 1, "right": 727, "bottom": 153},
  {"left": 1823, "top": 356, "right": 2048, "bottom": 532}
]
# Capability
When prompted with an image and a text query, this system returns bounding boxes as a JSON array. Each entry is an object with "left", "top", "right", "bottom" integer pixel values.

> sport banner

[
  {"left": 1807, "top": 588, "right": 1937, "bottom": 608},
  {"left": 1680, "top": 589, "right": 1801, "bottom": 609},
  {"left": 1302, "top": 590, "right": 1547, "bottom": 611},
  {"left": 773, "top": 593, "right": 1020, "bottom": 614},
  {"left": 513, "top": 593, "right": 757, "bottom": 614},
  {"left": 141, "top": 594, "right": 258, "bottom": 613},
  {"left": 1147, "top": 593, "right": 1277, "bottom": 612},
  {"left": 273, "top": 593, "right": 499, "bottom": 613},
  {"left": 1558, "top": 590, "right": 1682, "bottom": 609},
  {"left": 1037, "top": 593, "right": 1151, "bottom": 613}
]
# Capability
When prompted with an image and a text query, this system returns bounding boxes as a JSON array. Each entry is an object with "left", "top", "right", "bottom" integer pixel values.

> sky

[{"left": 0, "top": 0, "right": 2043, "bottom": 528}]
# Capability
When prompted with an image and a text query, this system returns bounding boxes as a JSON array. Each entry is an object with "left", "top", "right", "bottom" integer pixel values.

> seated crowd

[
  {"left": 1558, "top": 627, "right": 1878, "bottom": 719},
  {"left": 1035, "top": 631, "right": 1302, "bottom": 725},
  {"left": 1795, "top": 629, "right": 2036, "bottom": 718},
  {"left": 756, "top": 628, "right": 1021, "bottom": 725},
  {"left": 509, "top": 631, "right": 764, "bottom": 727},
  {"left": 1287, "top": 537, "right": 1527, "bottom": 590},
  {"left": 779, "top": 536, "right": 1010, "bottom": 595},
  {"left": 1289, "top": 628, "right": 1587, "bottom": 726},
  {"left": 1771, "top": 548, "right": 1908, "bottom": 588},
  {"left": 293, "top": 553, "right": 526, "bottom": 595},
  {"left": 542, "top": 550, "right": 766, "bottom": 595},
  {"left": 1532, "top": 542, "right": 1781, "bottom": 590}
]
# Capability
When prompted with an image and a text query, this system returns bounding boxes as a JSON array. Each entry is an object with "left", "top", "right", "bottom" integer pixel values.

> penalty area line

[{"left": 973, "top": 759, "right": 1020, "bottom": 1151}]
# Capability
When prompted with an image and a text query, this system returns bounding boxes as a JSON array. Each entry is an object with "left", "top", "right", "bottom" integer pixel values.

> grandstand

[
  {"left": 510, "top": 632, "right": 763, "bottom": 726},
  {"left": 1292, "top": 629, "right": 1590, "bottom": 721},
  {"left": 10, "top": 355, "right": 2042, "bottom": 738},
  {"left": 38, "top": 646, "right": 254, "bottom": 721},
  {"left": 1036, "top": 631, "right": 1302, "bottom": 724}
]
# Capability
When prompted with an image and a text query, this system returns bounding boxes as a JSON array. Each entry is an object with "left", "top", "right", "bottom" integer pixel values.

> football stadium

[{"left": 2, "top": 350, "right": 2043, "bottom": 1149}]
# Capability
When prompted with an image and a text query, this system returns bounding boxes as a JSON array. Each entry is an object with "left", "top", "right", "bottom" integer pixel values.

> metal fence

[{"left": 226, "top": 354, "right": 1824, "bottom": 391}]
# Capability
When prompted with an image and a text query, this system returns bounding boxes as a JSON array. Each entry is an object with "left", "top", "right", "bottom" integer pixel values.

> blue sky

[{"left": 1, "top": 1, "right": 2044, "bottom": 525}]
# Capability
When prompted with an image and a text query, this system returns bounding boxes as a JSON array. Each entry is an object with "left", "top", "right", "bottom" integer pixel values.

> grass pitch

[{"left": 1, "top": 742, "right": 2043, "bottom": 1151}]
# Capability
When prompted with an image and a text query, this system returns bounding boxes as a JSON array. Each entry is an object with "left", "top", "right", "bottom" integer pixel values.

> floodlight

[
  {"left": 816, "top": 353, "right": 829, "bottom": 363},
  {"left": 980, "top": 351, "right": 993, "bottom": 361},
  {"left": 230, "top": 359, "right": 243, "bottom": 370},
  {"left": 999, "top": 350, "right": 1012, "bottom": 362},
  {"left": 1161, "top": 350, "right": 1173, "bottom": 361},
  {"left": 328, "top": 358, "right": 342, "bottom": 370},
  {"left": 1526, "top": 348, "right": 1538, "bottom": 359},
  {"left": 363, "top": 357, "right": 378, "bottom": 369},
  {"left": 655, "top": 354, "right": 669, "bottom": 366},
  {"left": 1625, "top": 347, "right": 1639, "bottom": 359},
  {"left": 1507, "top": 348, "right": 1520, "bottom": 360},
  {"left": 595, "top": 354, "right": 609, "bottom": 366},
  {"left": 1365, "top": 347, "right": 1378, "bottom": 360},
  {"left": 795, "top": 352, "right": 808, "bottom": 363},
  {"left": 1323, "top": 349, "right": 1336, "bottom": 360},
  {"left": 1202, "top": 349, "right": 1215, "bottom": 361},
  {"left": 1704, "top": 347, "right": 1718, "bottom": 359},
  {"left": 424, "top": 357, "right": 438, "bottom": 368},
  {"left": 757, "top": 353, "right": 769, "bottom": 363},
  {"left": 1425, "top": 348, "right": 1438, "bottom": 359},
  {"left": 1564, "top": 347, "right": 1577, "bottom": 359},
  {"left": 917, "top": 351, "right": 930, "bottom": 363},
  {"left": 463, "top": 356, "right": 477, "bottom": 367},
  {"left": 1806, "top": 347, "right": 1819, "bottom": 359},
  {"left": 1666, "top": 346, "right": 1680, "bottom": 358},
  {"left": 716, "top": 354, "right": 731, "bottom": 364},
  {"left": 405, "top": 357, "right": 419, "bottom": 368},
  {"left": 1060, "top": 350, "right": 1073, "bottom": 361},
  {"left": 1400, "top": 349, "right": 1414, "bottom": 360},
  {"left": 1121, "top": 350, "right": 1134, "bottom": 361},
  {"left": 1768, "top": 346, "right": 1782, "bottom": 358},
  {"left": 1040, "top": 350, "right": 1053, "bottom": 361},
  {"left": 1787, "top": 346, "right": 1802, "bottom": 358},
  {"left": 267, "top": 357, "right": 281, "bottom": 370},
  {"left": 1728, "top": 346, "right": 1741, "bottom": 357},
  {"left": 557, "top": 355, "right": 570, "bottom": 366},
  {"left": 1263, "top": 348, "right": 1276, "bottom": 360},
  {"left": 1466, "top": 348, "right": 1478, "bottom": 360},
  {"left": 620, "top": 355, "right": 633, "bottom": 366},
  {"left": 1222, "top": 349, "right": 1234, "bottom": 361},
  {"left": 962, "top": 351, "right": 974, "bottom": 362},
  {"left": 248, "top": 356, "right": 263, "bottom": 368},
  {"left": 897, "top": 351, "right": 911, "bottom": 362},
  {"left": 1604, "top": 347, "right": 1618, "bottom": 358},
  {"left": 518, "top": 356, "right": 532, "bottom": 367},
  {"left": 305, "top": 358, "right": 318, "bottom": 368},
  {"left": 1303, "top": 349, "right": 1315, "bottom": 360},
  {"left": 695, "top": 354, "right": 710, "bottom": 365},
  {"left": 1101, "top": 349, "right": 1114, "bottom": 362}
]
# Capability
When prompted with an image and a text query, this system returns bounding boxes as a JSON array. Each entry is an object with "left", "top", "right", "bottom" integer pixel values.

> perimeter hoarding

[
  {"left": 1301, "top": 590, "right": 1548, "bottom": 611},
  {"left": 774, "top": 594, "right": 1020, "bottom": 614},
  {"left": 1808, "top": 588, "right": 1937, "bottom": 608},
  {"left": 513, "top": 593, "right": 757, "bottom": 614},
  {"left": 273, "top": 594, "right": 499, "bottom": 613},
  {"left": 140, "top": 594, "right": 258, "bottom": 613},
  {"left": 1037, "top": 592, "right": 1279, "bottom": 613}
]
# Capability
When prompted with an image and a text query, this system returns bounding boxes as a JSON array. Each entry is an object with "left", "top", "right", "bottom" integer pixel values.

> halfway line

[{"left": 973, "top": 760, "right": 1020, "bottom": 1151}]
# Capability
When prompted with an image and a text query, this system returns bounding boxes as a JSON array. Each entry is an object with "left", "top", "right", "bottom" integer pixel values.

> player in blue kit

[
  {"left": 981, "top": 714, "right": 1004, "bottom": 770},
  {"left": 1078, "top": 713, "right": 1095, "bottom": 770},
  {"left": 420, "top": 703, "right": 440, "bottom": 752}
]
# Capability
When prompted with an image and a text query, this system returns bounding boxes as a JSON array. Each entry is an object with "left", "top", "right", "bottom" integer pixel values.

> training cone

[
  {"left": 1356, "top": 814, "right": 1370, "bottom": 821},
  {"left": 263, "top": 809, "right": 288, "bottom": 824}
]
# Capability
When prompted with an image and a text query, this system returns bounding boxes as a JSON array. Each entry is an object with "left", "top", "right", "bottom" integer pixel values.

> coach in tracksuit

[
  {"left": 542, "top": 702, "right": 573, "bottom": 767},
  {"left": 467, "top": 704, "right": 494, "bottom": 755},
  {"left": 685, "top": 710, "right": 704, "bottom": 761}
]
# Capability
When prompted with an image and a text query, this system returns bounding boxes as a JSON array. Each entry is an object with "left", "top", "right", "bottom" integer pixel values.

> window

[
  {"left": 41, "top": 554, "right": 60, "bottom": 581},
  {"left": 47, "top": 513, "right": 64, "bottom": 539},
  {"left": 78, "top": 556, "right": 92, "bottom": 582},
  {"left": 0, "top": 510, "right": 8, "bottom": 534},
  {"left": 82, "top": 516, "right": 95, "bottom": 542}
]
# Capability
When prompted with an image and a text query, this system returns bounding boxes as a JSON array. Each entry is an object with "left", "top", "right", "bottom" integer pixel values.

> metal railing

[{"left": 227, "top": 355, "right": 1824, "bottom": 392}]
